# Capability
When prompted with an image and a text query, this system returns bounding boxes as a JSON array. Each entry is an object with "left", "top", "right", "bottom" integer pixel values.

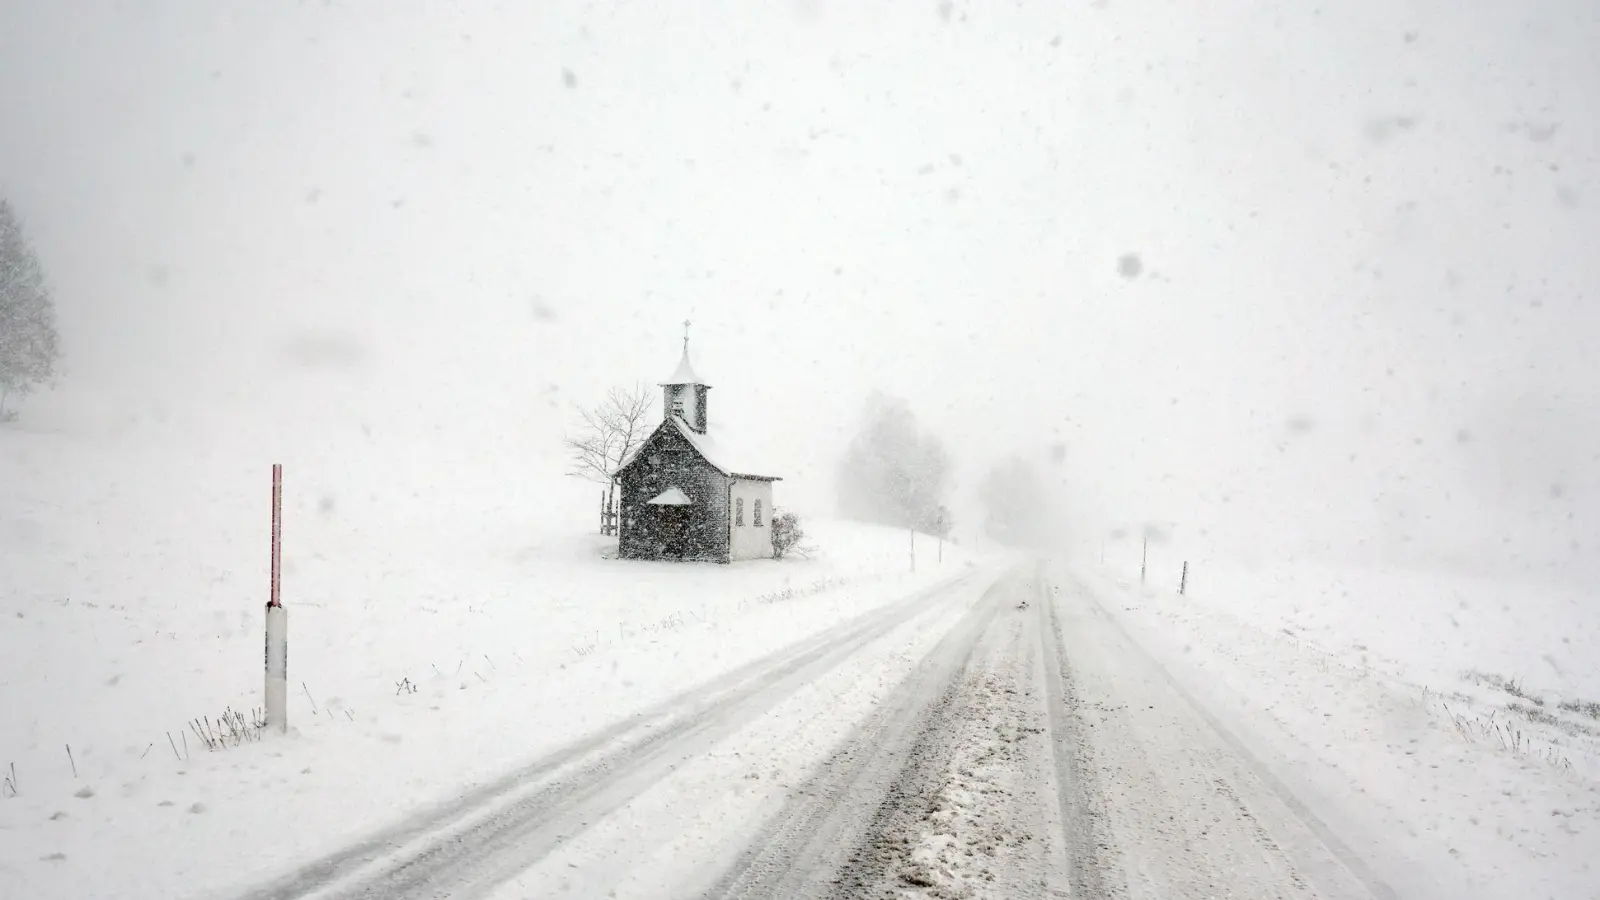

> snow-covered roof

[
  {"left": 660, "top": 348, "right": 706, "bottom": 386},
  {"left": 614, "top": 416, "right": 780, "bottom": 481},
  {"left": 645, "top": 486, "right": 693, "bottom": 506},
  {"left": 673, "top": 417, "right": 780, "bottom": 481}
]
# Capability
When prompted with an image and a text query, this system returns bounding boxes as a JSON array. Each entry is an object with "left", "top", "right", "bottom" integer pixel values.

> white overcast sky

[{"left": 1, "top": 1, "right": 1597, "bottom": 577}]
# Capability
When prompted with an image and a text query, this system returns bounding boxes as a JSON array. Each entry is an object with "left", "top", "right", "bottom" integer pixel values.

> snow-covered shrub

[{"left": 771, "top": 509, "right": 813, "bottom": 559}]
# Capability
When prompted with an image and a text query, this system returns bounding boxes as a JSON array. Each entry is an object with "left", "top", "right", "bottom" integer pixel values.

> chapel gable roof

[{"left": 615, "top": 415, "right": 780, "bottom": 482}]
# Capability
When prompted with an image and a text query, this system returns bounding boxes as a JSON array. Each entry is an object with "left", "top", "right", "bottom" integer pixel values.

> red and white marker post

[{"left": 265, "top": 463, "right": 288, "bottom": 733}]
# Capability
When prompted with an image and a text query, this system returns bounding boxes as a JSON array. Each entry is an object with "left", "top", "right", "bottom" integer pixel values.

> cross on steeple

[{"left": 683, "top": 319, "right": 691, "bottom": 354}]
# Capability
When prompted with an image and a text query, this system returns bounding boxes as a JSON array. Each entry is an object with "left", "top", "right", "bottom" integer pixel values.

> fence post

[
  {"left": 1140, "top": 534, "right": 1148, "bottom": 584},
  {"left": 1179, "top": 560, "right": 1188, "bottom": 595},
  {"left": 265, "top": 464, "right": 288, "bottom": 733}
]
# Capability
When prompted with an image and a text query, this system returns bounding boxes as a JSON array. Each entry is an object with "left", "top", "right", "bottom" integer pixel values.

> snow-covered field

[
  {"left": 1076, "top": 561, "right": 1600, "bottom": 900},
  {"left": 0, "top": 419, "right": 983, "bottom": 900},
  {"left": 8, "top": 413, "right": 1599, "bottom": 900},
  {"left": 1141, "top": 558, "right": 1600, "bottom": 704}
]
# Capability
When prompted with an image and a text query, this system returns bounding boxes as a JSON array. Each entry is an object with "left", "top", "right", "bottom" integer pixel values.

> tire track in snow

[
  {"left": 828, "top": 581, "right": 1071, "bottom": 899},
  {"left": 699, "top": 559, "right": 1386, "bottom": 900},
  {"left": 698, "top": 577, "right": 1008, "bottom": 899},
  {"left": 1034, "top": 564, "right": 1116, "bottom": 900},
  {"left": 701, "top": 570, "right": 1072, "bottom": 900},
  {"left": 234, "top": 569, "right": 989, "bottom": 900},
  {"left": 1048, "top": 567, "right": 1393, "bottom": 900}
]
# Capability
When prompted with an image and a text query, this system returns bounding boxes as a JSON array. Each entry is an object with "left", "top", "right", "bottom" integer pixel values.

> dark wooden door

[{"left": 659, "top": 507, "right": 691, "bottom": 558}]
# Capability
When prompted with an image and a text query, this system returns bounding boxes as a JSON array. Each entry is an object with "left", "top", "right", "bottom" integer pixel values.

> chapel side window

[
  {"left": 753, "top": 499, "right": 763, "bottom": 526},
  {"left": 736, "top": 497, "right": 745, "bottom": 526}
]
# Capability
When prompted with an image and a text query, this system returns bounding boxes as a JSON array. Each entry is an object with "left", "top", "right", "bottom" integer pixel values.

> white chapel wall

[{"left": 729, "top": 478, "right": 775, "bottom": 561}]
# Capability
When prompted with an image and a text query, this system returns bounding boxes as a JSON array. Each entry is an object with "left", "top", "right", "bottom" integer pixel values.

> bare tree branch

[{"left": 565, "top": 383, "right": 656, "bottom": 484}]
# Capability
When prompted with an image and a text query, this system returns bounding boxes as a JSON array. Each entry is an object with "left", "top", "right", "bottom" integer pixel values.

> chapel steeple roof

[{"left": 661, "top": 319, "right": 707, "bottom": 386}]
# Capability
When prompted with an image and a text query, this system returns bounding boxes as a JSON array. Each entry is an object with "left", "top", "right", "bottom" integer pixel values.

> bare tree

[{"left": 566, "top": 383, "right": 655, "bottom": 534}]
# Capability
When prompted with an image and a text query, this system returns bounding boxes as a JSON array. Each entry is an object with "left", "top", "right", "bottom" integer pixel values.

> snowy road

[{"left": 232, "top": 564, "right": 1390, "bottom": 900}]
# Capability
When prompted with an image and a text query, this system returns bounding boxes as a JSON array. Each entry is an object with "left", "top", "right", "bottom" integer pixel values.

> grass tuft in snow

[
  {"left": 1502, "top": 677, "right": 1543, "bottom": 706},
  {"left": 1557, "top": 697, "right": 1600, "bottom": 720},
  {"left": 746, "top": 577, "right": 853, "bottom": 609},
  {"left": 187, "top": 708, "right": 266, "bottom": 752},
  {"left": 1427, "top": 690, "right": 1576, "bottom": 772},
  {"left": 1463, "top": 669, "right": 1549, "bottom": 707}
]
